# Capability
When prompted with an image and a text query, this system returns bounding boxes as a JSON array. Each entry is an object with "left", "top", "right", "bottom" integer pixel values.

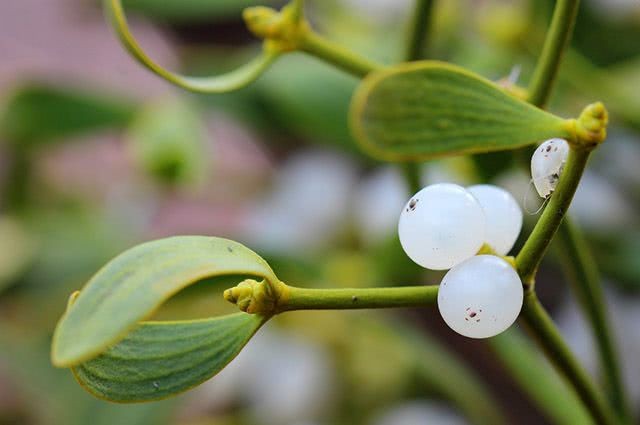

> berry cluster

[
  {"left": 398, "top": 138, "right": 570, "bottom": 338},
  {"left": 398, "top": 181, "right": 524, "bottom": 338}
]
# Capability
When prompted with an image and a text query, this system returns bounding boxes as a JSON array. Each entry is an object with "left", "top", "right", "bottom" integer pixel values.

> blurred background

[{"left": 1, "top": 0, "right": 640, "bottom": 424}]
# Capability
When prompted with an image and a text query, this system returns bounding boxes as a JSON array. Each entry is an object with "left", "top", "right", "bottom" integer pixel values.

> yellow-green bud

[{"left": 224, "top": 279, "right": 278, "bottom": 314}]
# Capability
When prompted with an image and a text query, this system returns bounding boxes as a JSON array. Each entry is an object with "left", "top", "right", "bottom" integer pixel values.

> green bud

[{"left": 224, "top": 279, "right": 279, "bottom": 314}]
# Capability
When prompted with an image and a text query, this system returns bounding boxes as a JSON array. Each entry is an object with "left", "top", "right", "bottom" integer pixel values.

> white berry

[
  {"left": 467, "top": 184, "right": 522, "bottom": 255},
  {"left": 437, "top": 255, "right": 523, "bottom": 338},
  {"left": 531, "top": 138, "right": 569, "bottom": 198},
  {"left": 398, "top": 183, "right": 486, "bottom": 270}
]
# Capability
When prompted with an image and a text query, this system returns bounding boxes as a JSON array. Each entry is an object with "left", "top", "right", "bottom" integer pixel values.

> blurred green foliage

[
  {"left": 1, "top": 0, "right": 640, "bottom": 424},
  {"left": 1, "top": 85, "right": 136, "bottom": 147}
]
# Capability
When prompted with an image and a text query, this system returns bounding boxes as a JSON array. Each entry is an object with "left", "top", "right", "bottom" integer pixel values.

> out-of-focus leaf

[
  {"left": 257, "top": 56, "right": 358, "bottom": 152},
  {"left": 589, "top": 231, "right": 640, "bottom": 292},
  {"left": 563, "top": 51, "right": 640, "bottom": 131},
  {"left": 52, "top": 236, "right": 277, "bottom": 367},
  {"left": 471, "top": 150, "right": 516, "bottom": 182},
  {"left": 0, "top": 84, "right": 135, "bottom": 146},
  {"left": 360, "top": 317, "right": 506, "bottom": 425},
  {"left": 350, "top": 61, "right": 572, "bottom": 161},
  {"left": 572, "top": 5, "right": 640, "bottom": 66},
  {"left": 128, "top": 99, "right": 207, "bottom": 185},
  {"left": 490, "top": 328, "right": 594, "bottom": 425},
  {"left": 121, "top": 0, "right": 275, "bottom": 22},
  {"left": 0, "top": 216, "right": 36, "bottom": 293},
  {"left": 72, "top": 313, "right": 266, "bottom": 402}
]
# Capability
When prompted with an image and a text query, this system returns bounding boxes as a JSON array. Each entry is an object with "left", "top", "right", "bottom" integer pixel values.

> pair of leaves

[
  {"left": 350, "top": 61, "right": 574, "bottom": 161},
  {"left": 52, "top": 236, "right": 277, "bottom": 402}
]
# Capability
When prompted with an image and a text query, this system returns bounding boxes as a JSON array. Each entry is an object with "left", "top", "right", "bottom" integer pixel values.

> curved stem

[
  {"left": 404, "top": 0, "right": 435, "bottom": 61},
  {"left": 277, "top": 285, "right": 437, "bottom": 312},
  {"left": 298, "top": 31, "right": 382, "bottom": 78},
  {"left": 520, "top": 291, "right": 618, "bottom": 425},
  {"left": 556, "top": 219, "right": 631, "bottom": 423},
  {"left": 106, "top": 0, "right": 280, "bottom": 93},
  {"left": 516, "top": 147, "right": 590, "bottom": 286},
  {"left": 527, "top": 0, "right": 580, "bottom": 107}
]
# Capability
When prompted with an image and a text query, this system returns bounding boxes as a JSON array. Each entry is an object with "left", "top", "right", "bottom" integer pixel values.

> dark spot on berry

[
  {"left": 546, "top": 145, "right": 552, "bottom": 152},
  {"left": 554, "top": 147, "right": 558, "bottom": 151},
  {"left": 227, "top": 246, "right": 234, "bottom": 253},
  {"left": 408, "top": 198, "right": 419, "bottom": 211},
  {"left": 352, "top": 296, "right": 358, "bottom": 302},
  {"left": 469, "top": 311, "right": 477, "bottom": 318}
]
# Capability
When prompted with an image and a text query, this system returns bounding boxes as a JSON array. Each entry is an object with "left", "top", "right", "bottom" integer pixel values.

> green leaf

[
  {"left": 0, "top": 84, "right": 135, "bottom": 146},
  {"left": 257, "top": 55, "right": 358, "bottom": 153},
  {"left": 52, "top": 236, "right": 277, "bottom": 367},
  {"left": 105, "top": 0, "right": 279, "bottom": 93},
  {"left": 72, "top": 313, "right": 266, "bottom": 402},
  {"left": 349, "top": 61, "right": 573, "bottom": 161}
]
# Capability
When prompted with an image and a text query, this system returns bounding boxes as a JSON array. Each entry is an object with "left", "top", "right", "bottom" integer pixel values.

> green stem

[
  {"left": 490, "top": 329, "right": 595, "bottom": 425},
  {"left": 527, "top": 0, "right": 580, "bottom": 107},
  {"left": 3, "top": 147, "right": 31, "bottom": 211},
  {"left": 556, "top": 219, "right": 631, "bottom": 423},
  {"left": 400, "top": 0, "right": 434, "bottom": 194},
  {"left": 520, "top": 291, "right": 618, "bottom": 425},
  {"left": 298, "top": 30, "right": 382, "bottom": 78},
  {"left": 525, "top": 1, "right": 628, "bottom": 417},
  {"left": 515, "top": 147, "right": 590, "bottom": 285},
  {"left": 400, "top": 163, "right": 422, "bottom": 194},
  {"left": 404, "top": 0, "right": 435, "bottom": 61},
  {"left": 278, "top": 285, "right": 437, "bottom": 312}
]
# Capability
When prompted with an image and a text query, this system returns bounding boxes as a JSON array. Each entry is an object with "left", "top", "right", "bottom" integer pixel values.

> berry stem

[
  {"left": 520, "top": 291, "right": 618, "bottom": 425},
  {"left": 275, "top": 285, "right": 438, "bottom": 312},
  {"left": 527, "top": 0, "right": 580, "bottom": 108}
]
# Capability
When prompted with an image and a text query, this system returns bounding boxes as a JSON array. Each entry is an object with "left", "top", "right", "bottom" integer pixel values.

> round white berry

[
  {"left": 437, "top": 255, "right": 523, "bottom": 338},
  {"left": 467, "top": 184, "right": 522, "bottom": 255},
  {"left": 398, "top": 183, "right": 486, "bottom": 270},
  {"left": 531, "top": 138, "right": 570, "bottom": 198}
]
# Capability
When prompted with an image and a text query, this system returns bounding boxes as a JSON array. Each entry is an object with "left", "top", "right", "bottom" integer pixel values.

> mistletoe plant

[{"left": 51, "top": 1, "right": 630, "bottom": 424}]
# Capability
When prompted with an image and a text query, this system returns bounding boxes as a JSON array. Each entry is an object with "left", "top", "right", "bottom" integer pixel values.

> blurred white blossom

[{"left": 372, "top": 401, "right": 470, "bottom": 425}]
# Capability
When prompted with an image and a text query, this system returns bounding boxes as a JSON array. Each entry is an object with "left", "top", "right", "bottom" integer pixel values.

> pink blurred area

[{"left": 0, "top": 0, "right": 175, "bottom": 98}]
